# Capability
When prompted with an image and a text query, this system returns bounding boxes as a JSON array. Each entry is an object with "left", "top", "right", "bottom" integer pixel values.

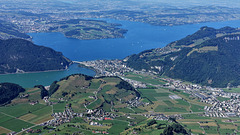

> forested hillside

[
  {"left": 0, "top": 20, "right": 30, "bottom": 40},
  {"left": 0, "top": 83, "right": 25, "bottom": 104},
  {"left": 0, "top": 38, "right": 71, "bottom": 74},
  {"left": 126, "top": 27, "right": 240, "bottom": 87}
]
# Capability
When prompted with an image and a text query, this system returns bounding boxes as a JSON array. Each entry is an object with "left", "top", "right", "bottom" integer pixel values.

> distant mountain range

[
  {"left": 0, "top": 38, "right": 71, "bottom": 74},
  {"left": 126, "top": 26, "right": 240, "bottom": 87}
]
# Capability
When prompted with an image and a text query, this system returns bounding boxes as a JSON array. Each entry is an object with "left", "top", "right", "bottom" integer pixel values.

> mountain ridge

[
  {"left": 0, "top": 38, "right": 71, "bottom": 74},
  {"left": 0, "top": 20, "right": 30, "bottom": 40},
  {"left": 126, "top": 26, "right": 240, "bottom": 87}
]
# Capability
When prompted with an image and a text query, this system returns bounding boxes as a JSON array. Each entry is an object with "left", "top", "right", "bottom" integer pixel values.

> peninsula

[
  {"left": 0, "top": 38, "right": 71, "bottom": 74},
  {"left": 48, "top": 19, "right": 128, "bottom": 40}
]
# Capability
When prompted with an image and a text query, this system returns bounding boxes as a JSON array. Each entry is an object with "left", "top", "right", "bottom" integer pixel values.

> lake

[
  {"left": 28, "top": 19, "right": 240, "bottom": 61},
  {"left": 1, "top": 19, "right": 240, "bottom": 87},
  {"left": 0, "top": 64, "right": 95, "bottom": 88}
]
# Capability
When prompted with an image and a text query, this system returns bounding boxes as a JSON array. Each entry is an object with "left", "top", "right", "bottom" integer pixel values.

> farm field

[
  {"left": 104, "top": 120, "right": 129, "bottom": 135},
  {"left": 2, "top": 74, "right": 240, "bottom": 134},
  {"left": 53, "top": 102, "right": 66, "bottom": 113},
  {"left": 124, "top": 72, "right": 166, "bottom": 85},
  {"left": 179, "top": 114, "right": 240, "bottom": 135},
  {"left": 0, "top": 103, "right": 52, "bottom": 132},
  {"left": 0, "top": 75, "right": 143, "bottom": 134},
  {"left": 138, "top": 88, "right": 205, "bottom": 115},
  {"left": 222, "top": 88, "right": 240, "bottom": 93},
  {"left": 170, "top": 90, "right": 210, "bottom": 107},
  {"left": 216, "top": 96, "right": 230, "bottom": 102},
  {"left": 138, "top": 88, "right": 171, "bottom": 101},
  {"left": 0, "top": 126, "right": 11, "bottom": 134}
]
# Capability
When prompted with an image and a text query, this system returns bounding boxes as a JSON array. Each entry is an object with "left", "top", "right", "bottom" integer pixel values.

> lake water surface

[
  {"left": 28, "top": 19, "right": 240, "bottom": 61},
  {"left": 1, "top": 19, "right": 240, "bottom": 87}
]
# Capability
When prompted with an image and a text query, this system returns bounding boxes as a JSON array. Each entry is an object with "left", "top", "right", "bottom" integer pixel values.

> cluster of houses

[
  {"left": 164, "top": 78, "right": 240, "bottom": 118},
  {"left": 164, "top": 80, "right": 202, "bottom": 91},
  {"left": 223, "top": 36, "right": 240, "bottom": 42},
  {"left": 89, "top": 121, "right": 103, "bottom": 126},
  {"left": 146, "top": 113, "right": 168, "bottom": 121},
  {"left": 29, "top": 100, "right": 39, "bottom": 105},
  {"left": 212, "top": 91, "right": 240, "bottom": 99},
  {"left": 204, "top": 98, "right": 240, "bottom": 118},
  {"left": 92, "top": 131, "right": 109, "bottom": 134},
  {"left": 19, "top": 93, "right": 29, "bottom": 98},
  {"left": 25, "top": 129, "right": 42, "bottom": 134},
  {"left": 86, "top": 109, "right": 117, "bottom": 121},
  {"left": 78, "top": 60, "right": 134, "bottom": 77},
  {"left": 143, "top": 113, "right": 183, "bottom": 121},
  {"left": 41, "top": 107, "right": 83, "bottom": 126},
  {"left": 157, "top": 75, "right": 240, "bottom": 119},
  {"left": 162, "top": 78, "right": 222, "bottom": 92},
  {"left": 78, "top": 59, "right": 150, "bottom": 89},
  {"left": 127, "top": 97, "right": 148, "bottom": 107},
  {"left": 88, "top": 121, "right": 110, "bottom": 134}
]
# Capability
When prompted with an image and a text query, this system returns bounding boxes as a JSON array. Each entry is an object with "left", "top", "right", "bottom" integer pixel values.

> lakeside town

[
  {"left": 2, "top": 1, "right": 240, "bottom": 33},
  {"left": 79, "top": 59, "right": 240, "bottom": 119},
  {"left": 2, "top": 1, "right": 240, "bottom": 135}
]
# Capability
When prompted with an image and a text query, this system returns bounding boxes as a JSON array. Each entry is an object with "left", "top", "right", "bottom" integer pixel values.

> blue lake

[
  {"left": 0, "top": 64, "right": 95, "bottom": 88},
  {"left": 28, "top": 19, "right": 240, "bottom": 61},
  {"left": 1, "top": 19, "right": 240, "bottom": 87}
]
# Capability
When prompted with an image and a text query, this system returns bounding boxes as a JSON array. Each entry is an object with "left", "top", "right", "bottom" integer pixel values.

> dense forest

[
  {"left": 165, "top": 35, "right": 240, "bottom": 87},
  {"left": 161, "top": 123, "right": 189, "bottom": 135},
  {"left": 126, "top": 27, "right": 240, "bottom": 87},
  {"left": 34, "top": 85, "right": 49, "bottom": 99},
  {"left": 115, "top": 80, "right": 141, "bottom": 97},
  {"left": 0, "top": 38, "right": 72, "bottom": 74},
  {"left": 48, "top": 81, "right": 60, "bottom": 96},
  {"left": 0, "top": 83, "right": 25, "bottom": 104}
]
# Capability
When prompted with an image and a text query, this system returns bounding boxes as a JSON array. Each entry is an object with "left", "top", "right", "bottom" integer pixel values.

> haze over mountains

[{"left": 139, "top": 0, "right": 240, "bottom": 8}]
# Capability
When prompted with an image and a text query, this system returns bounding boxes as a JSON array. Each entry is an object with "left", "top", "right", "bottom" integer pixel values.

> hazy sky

[
  {"left": 58, "top": 0, "right": 240, "bottom": 8},
  {"left": 132, "top": 0, "right": 240, "bottom": 7}
]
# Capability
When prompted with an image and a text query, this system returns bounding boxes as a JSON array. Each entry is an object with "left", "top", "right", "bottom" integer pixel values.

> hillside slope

[
  {"left": 126, "top": 27, "right": 240, "bottom": 87},
  {"left": 0, "top": 83, "right": 25, "bottom": 104},
  {"left": 0, "top": 38, "right": 71, "bottom": 74},
  {"left": 50, "top": 74, "right": 140, "bottom": 112},
  {"left": 0, "top": 20, "right": 30, "bottom": 40}
]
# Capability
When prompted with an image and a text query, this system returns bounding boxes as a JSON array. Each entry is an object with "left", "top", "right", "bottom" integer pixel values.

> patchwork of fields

[
  {"left": 1, "top": 73, "right": 240, "bottom": 134},
  {"left": 0, "top": 103, "right": 53, "bottom": 133}
]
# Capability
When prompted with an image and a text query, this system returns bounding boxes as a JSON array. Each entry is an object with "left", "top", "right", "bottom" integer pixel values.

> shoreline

[
  {"left": 0, "top": 63, "right": 97, "bottom": 76},
  {"left": 0, "top": 68, "right": 68, "bottom": 76},
  {"left": 77, "top": 63, "right": 100, "bottom": 77},
  {"left": 0, "top": 62, "right": 76, "bottom": 76}
]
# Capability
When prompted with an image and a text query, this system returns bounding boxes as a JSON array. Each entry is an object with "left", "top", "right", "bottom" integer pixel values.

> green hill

[
  {"left": 0, "top": 38, "right": 71, "bottom": 74},
  {"left": 50, "top": 74, "right": 140, "bottom": 112},
  {"left": 0, "top": 20, "right": 30, "bottom": 40},
  {"left": 126, "top": 27, "right": 240, "bottom": 87},
  {"left": 48, "top": 19, "right": 128, "bottom": 40},
  {"left": 0, "top": 83, "right": 25, "bottom": 104}
]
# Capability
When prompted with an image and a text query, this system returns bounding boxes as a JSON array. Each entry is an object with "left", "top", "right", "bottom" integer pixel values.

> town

[
  {"left": 79, "top": 59, "right": 240, "bottom": 119},
  {"left": 1, "top": 0, "right": 240, "bottom": 40}
]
